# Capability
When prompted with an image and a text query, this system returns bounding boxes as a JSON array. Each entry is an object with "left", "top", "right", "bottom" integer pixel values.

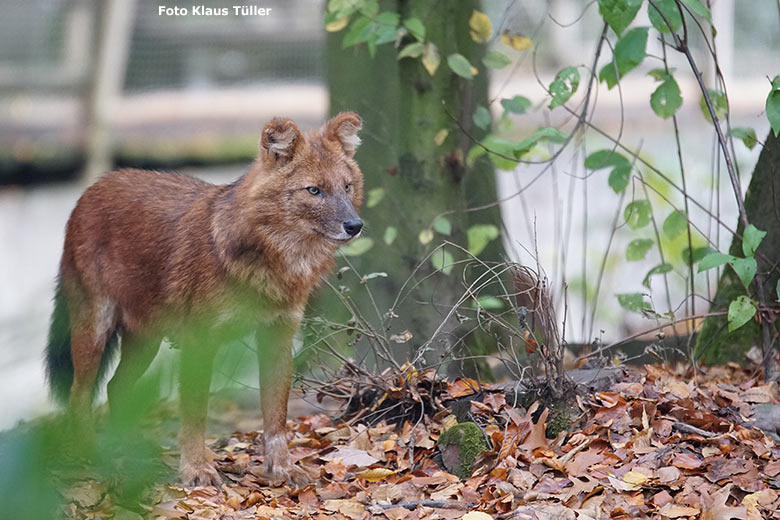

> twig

[
  {"left": 577, "top": 311, "right": 728, "bottom": 362},
  {"left": 651, "top": 0, "right": 776, "bottom": 379},
  {"left": 376, "top": 500, "right": 475, "bottom": 511},
  {"left": 673, "top": 421, "right": 716, "bottom": 438}
]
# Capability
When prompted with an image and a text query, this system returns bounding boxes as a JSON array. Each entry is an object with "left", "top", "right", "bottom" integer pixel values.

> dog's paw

[
  {"left": 266, "top": 462, "right": 311, "bottom": 489},
  {"left": 180, "top": 460, "right": 222, "bottom": 488}
]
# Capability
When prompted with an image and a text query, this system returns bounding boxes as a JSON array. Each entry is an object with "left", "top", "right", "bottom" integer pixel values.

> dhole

[{"left": 45, "top": 112, "right": 364, "bottom": 487}]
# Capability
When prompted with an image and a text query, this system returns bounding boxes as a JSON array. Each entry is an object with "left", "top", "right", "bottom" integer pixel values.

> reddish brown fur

[{"left": 56, "top": 112, "right": 364, "bottom": 487}]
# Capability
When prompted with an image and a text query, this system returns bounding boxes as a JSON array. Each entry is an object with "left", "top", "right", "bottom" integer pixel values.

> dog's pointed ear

[
  {"left": 260, "top": 117, "right": 302, "bottom": 166},
  {"left": 324, "top": 112, "right": 362, "bottom": 157}
]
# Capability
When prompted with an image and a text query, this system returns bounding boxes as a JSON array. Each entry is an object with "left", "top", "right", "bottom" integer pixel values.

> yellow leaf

[
  {"left": 621, "top": 470, "right": 649, "bottom": 485},
  {"left": 470, "top": 66, "right": 479, "bottom": 76},
  {"left": 356, "top": 468, "right": 397, "bottom": 482},
  {"left": 325, "top": 16, "right": 350, "bottom": 32},
  {"left": 462, "top": 512, "right": 494, "bottom": 520},
  {"left": 421, "top": 42, "right": 440, "bottom": 76},
  {"left": 434, "top": 129, "right": 449, "bottom": 146},
  {"left": 469, "top": 10, "right": 492, "bottom": 43},
  {"left": 742, "top": 492, "right": 761, "bottom": 506},
  {"left": 607, "top": 474, "right": 639, "bottom": 492},
  {"left": 419, "top": 229, "right": 434, "bottom": 245},
  {"left": 441, "top": 414, "right": 458, "bottom": 430},
  {"left": 501, "top": 32, "right": 533, "bottom": 51}
]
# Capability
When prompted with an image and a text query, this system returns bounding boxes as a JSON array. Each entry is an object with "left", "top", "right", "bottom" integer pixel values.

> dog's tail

[{"left": 45, "top": 276, "right": 118, "bottom": 405}]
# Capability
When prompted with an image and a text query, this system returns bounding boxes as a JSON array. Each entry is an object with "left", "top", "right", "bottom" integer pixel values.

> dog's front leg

[
  {"left": 258, "top": 317, "right": 310, "bottom": 487},
  {"left": 178, "top": 342, "right": 221, "bottom": 487}
]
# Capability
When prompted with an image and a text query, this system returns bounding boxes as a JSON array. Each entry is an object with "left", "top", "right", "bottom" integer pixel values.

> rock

[{"left": 751, "top": 404, "right": 780, "bottom": 441}]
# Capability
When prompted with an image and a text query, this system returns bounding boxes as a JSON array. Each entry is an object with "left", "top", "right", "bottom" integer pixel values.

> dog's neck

[{"left": 210, "top": 177, "right": 338, "bottom": 306}]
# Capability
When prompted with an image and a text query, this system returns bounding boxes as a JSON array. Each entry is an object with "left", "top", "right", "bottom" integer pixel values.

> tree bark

[
  {"left": 320, "top": 0, "right": 506, "bottom": 369},
  {"left": 696, "top": 131, "right": 780, "bottom": 366}
]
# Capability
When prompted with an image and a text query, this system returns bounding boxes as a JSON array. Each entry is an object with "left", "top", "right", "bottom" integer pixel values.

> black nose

[{"left": 343, "top": 219, "right": 363, "bottom": 237}]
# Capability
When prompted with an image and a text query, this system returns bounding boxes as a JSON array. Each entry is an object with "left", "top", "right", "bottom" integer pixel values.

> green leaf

[
  {"left": 447, "top": 53, "right": 475, "bottom": 79},
  {"left": 683, "top": 246, "right": 713, "bottom": 266},
  {"left": 648, "top": 67, "right": 675, "bottom": 81},
  {"left": 398, "top": 42, "right": 424, "bottom": 59},
  {"left": 728, "top": 295, "right": 756, "bottom": 332},
  {"left": 642, "top": 263, "right": 673, "bottom": 288},
  {"left": 479, "top": 134, "right": 518, "bottom": 170},
  {"left": 384, "top": 226, "right": 397, "bottom": 246},
  {"left": 597, "top": 0, "right": 644, "bottom": 36},
  {"left": 531, "top": 126, "right": 568, "bottom": 144},
  {"left": 699, "top": 89, "right": 729, "bottom": 123},
  {"left": 340, "top": 237, "right": 374, "bottom": 256},
  {"left": 511, "top": 127, "right": 568, "bottom": 160},
  {"left": 473, "top": 105, "right": 491, "bottom": 130},
  {"left": 373, "top": 16, "right": 400, "bottom": 47},
  {"left": 403, "top": 17, "right": 425, "bottom": 41},
  {"left": 584, "top": 149, "right": 632, "bottom": 193},
  {"left": 431, "top": 248, "right": 455, "bottom": 275},
  {"left": 617, "top": 292, "right": 652, "bottom": 314},
  {"left": 729, "top": 127, "right": 757, "bottom": 150},
  {"left": 466, "top": 144, "right": 486, "bottom": 168},
  {"left": 500, "top": 95, "right": 531, "bottom": 115},
  {"left": 697, "top": 252, "right": 734, "bottom": 271},
  {"left": 681, "top": 0, "right": 712, "bottom": 23},
  {"left": 662, "top": 210, "right": 687, "bottom": 239},
  {"left": 626, "top": 238, "right": 654, "bottom": 261},
  {"left": 584, "top": 149, "right": 627, "bottom": 169},
  {"left": 731, "top": 257, "right": 757, "bottom": 287},
  {"left": 327, "top": 0, "right": 369, "bottom": 18},
  {"left": 624, "top": 199, "right": 652, "bottom": 230},
  {"left": 366, "top": 187, "right": 385, "bottom": 208},
  {"left": 650, "top": 74, "right": 682, "bottom": 118},
  {"left": 483, "top": 50, "right": 511, "bottom": 69},
  {"left": 471, "top": 296, "right": 504, "bottom": 310},
  {"left": 742, "top": 224, "right": 767, "bottom": 257},
  {"left": 467, "top": 224, "right": 500, "bottom": 256},
  {"left": 648, "top": 0, "right": 682, "bottom": 33},
  {"left": 549, "top": 66, "right": 580, "bottom": 109},
  {"left": 776, "top": 278, "right": 780, "bottom": 301},
  {"left": 433, "top": 216, "right": 452, "bottom": 236},
  {"left": 598, "top": 27, "right": 648, "bottom": 89},
  {"left": 697, "top": 252, "right": 733, "bottom": 272},
  {"left": 608, "top": 167, "right": 631, "bottom": 193},
  {"left": 767, "top": 77, "right": 780, "bottom": 137},
  {"left": 342, "top": 16, "right": 373, "bottom": 48}
]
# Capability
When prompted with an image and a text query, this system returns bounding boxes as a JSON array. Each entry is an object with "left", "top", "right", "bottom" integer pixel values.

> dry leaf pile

[{"left": 62, "top": 364, "right": 780, "bottom": 519}]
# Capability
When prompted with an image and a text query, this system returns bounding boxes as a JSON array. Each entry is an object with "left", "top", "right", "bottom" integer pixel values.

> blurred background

[{"left": 0, "top": 0, "right": 778, "bottom": 429}]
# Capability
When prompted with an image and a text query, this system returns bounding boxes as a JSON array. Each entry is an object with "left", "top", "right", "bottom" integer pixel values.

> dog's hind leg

[{"left": 68, "top": 296, "right": 118, "bottom": 421}]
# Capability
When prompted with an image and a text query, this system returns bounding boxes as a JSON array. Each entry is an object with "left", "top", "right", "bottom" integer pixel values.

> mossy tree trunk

[
  {"left": 322, "top": 0, "right": 506, "bottom": 369},
  {"left": 696, "top": 131, "right": 780, "bottom": 365}
]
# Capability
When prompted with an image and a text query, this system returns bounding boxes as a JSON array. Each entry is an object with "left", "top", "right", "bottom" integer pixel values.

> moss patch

[
  {"left": 546, "top": 399, "right": 578, "bottom": 438},
  {"left": 437, "top": 422, "right": 488, "bottom": 480}
]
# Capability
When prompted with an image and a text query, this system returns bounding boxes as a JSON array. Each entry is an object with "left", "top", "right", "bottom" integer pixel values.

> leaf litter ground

[{"left": 60, "top": 363, "right": 780, "bottom": 519}]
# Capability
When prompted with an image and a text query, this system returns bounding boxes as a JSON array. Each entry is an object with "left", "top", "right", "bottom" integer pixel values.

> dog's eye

[
  {"left": 306, "top": 186, "right": 321, "bottom": 196},
  {"left": 345, "top": 184, "right": 351, "bottom": 193}
]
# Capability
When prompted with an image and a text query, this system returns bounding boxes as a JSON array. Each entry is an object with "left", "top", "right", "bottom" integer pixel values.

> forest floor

[{"left": 35, "top": 363, "right": 780, "bottom": 519}]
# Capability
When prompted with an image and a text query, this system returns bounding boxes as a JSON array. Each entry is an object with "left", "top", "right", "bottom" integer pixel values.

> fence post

[{"left": 83, "top": 0, "right": 137, "bottom": 184}]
